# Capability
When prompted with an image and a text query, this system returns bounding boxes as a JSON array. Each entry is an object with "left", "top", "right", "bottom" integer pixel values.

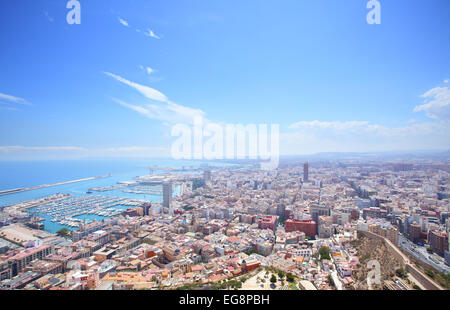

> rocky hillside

[{"left": 350, "top": 235, "right": 403, "bottom": 290}]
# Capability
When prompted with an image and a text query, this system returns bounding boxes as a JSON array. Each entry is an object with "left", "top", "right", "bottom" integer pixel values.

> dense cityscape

[
  {"left": 0, "top": 158, "right": 449, "bottom": 290},
  {"left": 0, "top": 1, "right": 449, "bottom": 301}
]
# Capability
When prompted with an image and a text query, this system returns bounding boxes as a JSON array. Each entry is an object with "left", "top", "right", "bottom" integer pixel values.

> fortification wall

[{"left": 357, "top": 230, "right": 444, "bottom": 290}]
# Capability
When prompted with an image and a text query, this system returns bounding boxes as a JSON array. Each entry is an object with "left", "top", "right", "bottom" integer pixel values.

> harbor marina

[{"left": 28, "top": 195, "right": 147, "bottom": 230}]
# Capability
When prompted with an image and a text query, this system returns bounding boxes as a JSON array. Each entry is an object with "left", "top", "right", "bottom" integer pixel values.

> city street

[{"left": 398, "top": 235, "right": 450, "bottom": 274}]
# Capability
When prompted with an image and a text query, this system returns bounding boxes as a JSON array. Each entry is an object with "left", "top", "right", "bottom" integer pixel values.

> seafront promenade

[{"left": 0, "top": 174, "right": 111, "bottom": 197}]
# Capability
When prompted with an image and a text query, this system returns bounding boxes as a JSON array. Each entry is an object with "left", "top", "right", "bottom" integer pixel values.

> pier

[
  {"left": 31, "top": 195, "right": 147, "bottom": 228},
  {"left": 0, "top": 174, "right": 111, "bottom": 197}
]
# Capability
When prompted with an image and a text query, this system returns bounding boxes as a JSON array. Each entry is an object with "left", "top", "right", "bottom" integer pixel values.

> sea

[{"left": 0, "top": 159, "right": 226, "bottom": 233}]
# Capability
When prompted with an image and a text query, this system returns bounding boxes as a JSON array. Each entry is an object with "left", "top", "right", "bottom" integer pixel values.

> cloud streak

[
  {"left": 289, "top": 120, "right": 444, "bottom": 137},
  {"left": 139, "top": 65, "right": 156, "bottom": 75},
  {"left": 285, "top": 80, "right": 450, "bottom": 154},
  {"left": 116, "top": 15, "right": 162, "bottom": 40},
  {"left": 285, "top": 120, "right": 449, "bottom": 154},
  {"left": 105, "top": 72, "right": 206, "bottom": 125},
  {"left": 44, "top": 11, "right": 54, "bottom": 23},
  {"left": 104, "top": 72, "right": 168, "bottom": 103},
  {"left": 144, "top": 29, "right": 160, "bottom": 39},
  {"left": 0, "top": 92, "right": 30, "bottom": 111},
  {"left": 118, "top": 17, "right": 129, "bottom": 27},
  {"left": 0, "top": 92, "right": 29, "bottom": 105},
  {"left": 112, "top": 98, "right": 205, "bottom": 125},
  {"left": 0, "top": 146, "right": 169, "bottom": 160}
]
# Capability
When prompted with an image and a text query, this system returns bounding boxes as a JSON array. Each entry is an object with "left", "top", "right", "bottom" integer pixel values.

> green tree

[
  {"left": 327, "top": 275, "right": 335, "bottom": 287},
  {"left": 425, "top": 270, "right": 435, "bottom": 279},
  {"left": 318, "top": 246, "right": 331, "bottom": 260},
  {"left": 270, "top": 274, "right": 277, "bottom": 284},
  {"left": 245, "top": 248, "right": 258, "bottom": 255},
  {"left": 286, "top": 273, "right": 295, "bottom": 283},
  {"left": 56, "top": 228, "right": 70, "bottom": 238},
  {"left": 395, "top": 267, "right": 407, "bottom": 279}
]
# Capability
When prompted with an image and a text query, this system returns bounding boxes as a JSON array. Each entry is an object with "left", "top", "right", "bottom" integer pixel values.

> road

[
  {"left": 330, "top": 271, "right": 343, "bottom": 290},
  {"left": 398, "top": 235, "right": 450, "bottom": 274}
]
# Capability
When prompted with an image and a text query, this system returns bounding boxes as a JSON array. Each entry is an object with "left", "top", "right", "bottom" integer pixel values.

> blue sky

[{"left": 0, "top": 0, "right": 449, "bottom": 159}]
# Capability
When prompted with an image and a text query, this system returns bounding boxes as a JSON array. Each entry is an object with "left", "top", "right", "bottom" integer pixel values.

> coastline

[{"left": 0, "top": 174, "right": 111, "bottom": 197}]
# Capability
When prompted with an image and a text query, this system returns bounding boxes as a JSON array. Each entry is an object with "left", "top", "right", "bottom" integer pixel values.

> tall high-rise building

[
  {"left": 303, "top": 162, "right": 309, "bottom": 182},
  {"left": 203, "top": 170, "right": 212, "bottom": 183},
  {"left": 163, "top": 182, "right": 172, "bottom": 210}
]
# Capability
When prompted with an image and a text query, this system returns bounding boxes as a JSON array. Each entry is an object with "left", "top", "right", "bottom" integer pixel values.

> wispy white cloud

[
  {"left": 0, "top": 146, "right": 85, "bottom": 152},
  {"left": 144, "top": 29, "right": 160, "bottom": 39},
  {"left": 289, "top": 120, "right": 444, "bottom": 137},
  {"left": 139, "top": 65, "right": 156, "bottom": 75},
  {"left": 284, "top": 120, "right": 449, "bottom": 154},
  {"left": 414, "top": 81, "right": 450, "bottom": 120},
  {"left": 122, "top": 19, "right": 161, "bottom": 39},
  {"left": 113, "top": 98, "right": 205, "bottom": 125},
  {"left": 283, "top": 120, "right": 449, "bottom": 154},
  {"left": 0, "top": 92, "right": 30, "bottom": 111},
  {"left": 290, "top": 120, "right": 370, "bottom": 131},
  {"left": 0, "top": 146, "right": 169, "bottom": 160},
  {"left": 0, "top": 92, "right": 29, "bottom": 105},
  {"left": 44, "top": 11, "right": 54, "bottom": 23},
  {"left": 104, "top": 72, "right": 168, "bottom": 103},
  {"left": 118, "top": 17, "right": 129, "bottom": 27},
  {"left": 105, "top": 72, "right": 205, "bottom": 125},
  {"left": 285, "top": 80, "right": 450, "bottom": 154},
  {"left": 0, "top": 106, "right": 20, "bottom": 111}
]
